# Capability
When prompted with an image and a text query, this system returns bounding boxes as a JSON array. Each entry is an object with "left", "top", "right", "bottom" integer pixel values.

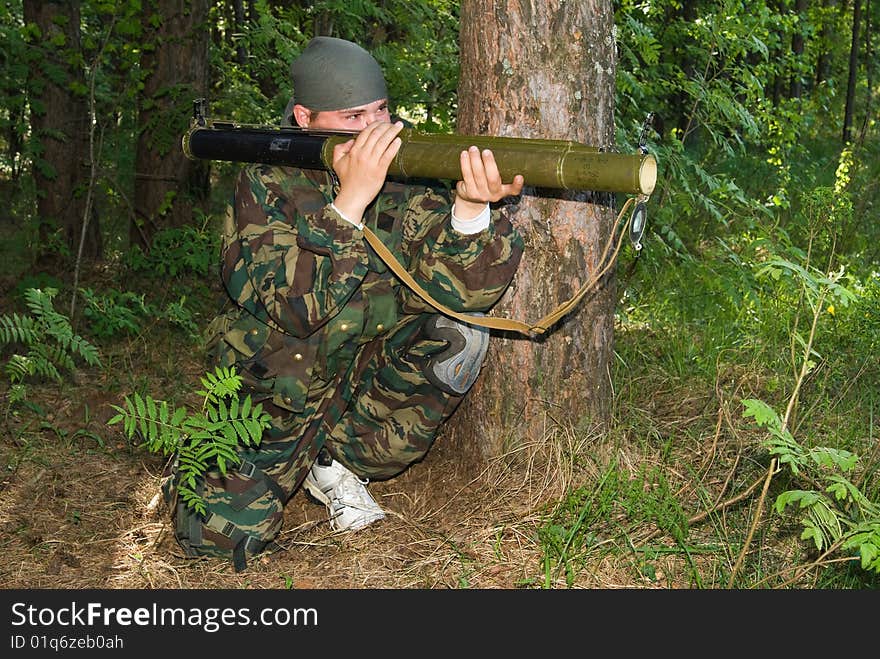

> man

[{"left": 167, "top": 36, "right": 525, "bottom": 571}]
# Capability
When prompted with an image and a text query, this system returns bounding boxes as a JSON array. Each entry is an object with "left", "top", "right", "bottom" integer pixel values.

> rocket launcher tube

[{"left": 183, "top": 120, "right": 657, "bottom": 196}]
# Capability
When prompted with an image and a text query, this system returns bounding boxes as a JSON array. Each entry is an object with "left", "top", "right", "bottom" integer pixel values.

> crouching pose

[{"left": 164, "top": 37, "right": 525, "bottom": 571}]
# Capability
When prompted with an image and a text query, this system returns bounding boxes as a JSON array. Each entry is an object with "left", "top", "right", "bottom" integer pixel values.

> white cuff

[
  {"left": 451, "top": 202, "right": 490, "bottom": 235},
  {"left": 330, "top": 202, "right": 363, "bottom": 230}
]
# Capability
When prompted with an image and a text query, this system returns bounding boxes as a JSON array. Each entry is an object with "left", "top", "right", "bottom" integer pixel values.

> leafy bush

[
  {"left": 79, "top": 286, "right": 204, "bottom": 342},
  {"left": 0, "top": 288, "right": 101, "bottom": 406},
  {"left": 108, "top": 366, "right": 272, "bottom": 515},
  {"left": 744, "top": 399, "right": 880, "bottom": 574},
  {"left": 80, "top": 287, "right": 154, "bottom": 339},
  {"left": 124, "top": 222, "right": 218, "bottom": 278}
]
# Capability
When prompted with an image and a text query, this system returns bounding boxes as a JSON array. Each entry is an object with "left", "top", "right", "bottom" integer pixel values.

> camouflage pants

[{"left": 165, "top": 312, "right": 462, "bottom": 570}]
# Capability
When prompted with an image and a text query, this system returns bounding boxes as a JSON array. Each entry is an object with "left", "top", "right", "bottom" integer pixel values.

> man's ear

[{"left": 292, "top": 104, "right": 311, "bottom": 128}]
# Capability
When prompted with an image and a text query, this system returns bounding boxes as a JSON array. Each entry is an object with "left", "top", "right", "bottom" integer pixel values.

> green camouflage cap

[{"left": 290, "top": 37, "right": 388, "bottom": 112}]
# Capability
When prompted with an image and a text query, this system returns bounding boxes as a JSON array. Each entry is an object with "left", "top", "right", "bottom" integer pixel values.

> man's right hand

[{"left": 331, "top": 121, "right": 403, "bottom": 224}]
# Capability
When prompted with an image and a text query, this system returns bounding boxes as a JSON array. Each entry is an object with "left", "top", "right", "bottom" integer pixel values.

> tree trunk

[
  {"left": 673, "top": 1, "right": 698, "bottom": 140},
  {"left": 132, "top": 0, "right": 210, "bottom": 251},
  {"left": 22, "top": 0, "right": 94, "bottom": 265},
  {"left": 449, "top": 0, "right": 618, "bottom": 462},
  {"left": 815, "top": 0, "right": 838, "bottom": 87},
  {"left": 860, "top": 0, "right": 873, "bottom": 143},
  {"left": 843, "top": 0, "right": 862, "bottom": 143},
  {"left": 232, "top": 0, "right": 248, "bottom": 65},
  {"left": 790, "top": 0, "right": 809, "bottom": 99}
]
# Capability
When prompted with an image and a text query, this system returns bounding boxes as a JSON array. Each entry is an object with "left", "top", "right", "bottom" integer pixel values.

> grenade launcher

[{"left": 181, "top": 99, "right": 657, "bottom": 197}]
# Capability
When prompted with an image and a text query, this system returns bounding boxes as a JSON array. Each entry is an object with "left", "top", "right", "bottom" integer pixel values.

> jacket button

[
  {"left": 293, "top": 353, "right": 303, "bottom": 361},
  {"left": 376, "top": 324, "right": 384, "bottom": 332},
  {"left": 283, "top": 396, "right": 292, "bottom": 404},
  {"left": 339, "top": 323, "right": 349, "bottom": 331},
  {"left": 249, "top": 328, "right": 259, "bottom": 335}
]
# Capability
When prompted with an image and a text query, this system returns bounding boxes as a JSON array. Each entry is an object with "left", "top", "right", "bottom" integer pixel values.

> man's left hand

[{"left": 454, "top": 146, "right": 524, "bottom": 221}]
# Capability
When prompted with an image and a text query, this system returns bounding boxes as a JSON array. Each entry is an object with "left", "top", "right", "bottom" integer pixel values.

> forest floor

[
  {"left": 0, "top": 265, "right": 832, "bottom": 591},
  {"left": 0, "top": 325, "right": 689, "bottom": 590},
  {"left": 0, "top": 356, "right": 646, "bottom": 590}
]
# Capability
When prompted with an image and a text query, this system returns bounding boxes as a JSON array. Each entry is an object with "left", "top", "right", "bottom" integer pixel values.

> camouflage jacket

[{"left": 208, "top": 164, "right": 524, "bottom": 414}]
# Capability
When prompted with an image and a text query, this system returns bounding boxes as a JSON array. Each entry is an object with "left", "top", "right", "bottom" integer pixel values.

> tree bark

[
  {"left": 449, "top": 0, "right": 618, "bottom": 462},
  {"left": 860, "top": 0, "right": 873, "bottom": 143},
  {"left": 843, "top": 0, "right": 862, "bottom": 143},
  {"left": 790, "top": 0, "right": 809, "bottom": 99},
  {"left": 133, "top": 0, "right": 210, "bottom": 251},
  {"left": 815, "top": 0, "right": 838, "bottom": 88},
  {"left": 232, "top": 0, "right": 248, "bottom": 66},
  {"left": 23, "top": 0, "right": 94, "bottom": 264}
]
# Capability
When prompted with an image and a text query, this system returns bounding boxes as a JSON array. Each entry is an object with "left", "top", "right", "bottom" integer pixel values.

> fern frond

[
  {"left": 5, "top": 355, "right": 34, "bottom": 384},
  {"left": 842, "top": 522, "right": 880, "bottom": 574},
  {"left": 23, "top": 287, "right": 58, "bottom": 318},
  {"left": 42, "top": 343, "right": 76, "bottom": 374},
  {"left": 198, "top": 365, "right": 243, "bottom": 405},
  {"left": 2, "top": 288, "right": 102, "bottom": 388},
  {"left": 8, "top": 383, "right": 28, "bottom": 405},
  {"left": 106, "top": 366, "right": 268, "bottom": 514},
  {"left": 44, "top": 319, "right": 74, "bottom": 348},
  {"left": 178, "top": 485, "right": 206, "bottom": 517},
  {"left": 0, "top": 314, "right": 39, "bottom": 346},
  {"left": 177, "top": 449, "right": 209, "bottom": 477},
  {"left": 26, "top": 351, "right": 62, "bottom": 382},
  {"left": 67, "top": 334, "right": 101, "bottom": 366},
  {"left": 107, "top": 394, "right": 190, "bottom": 454}
]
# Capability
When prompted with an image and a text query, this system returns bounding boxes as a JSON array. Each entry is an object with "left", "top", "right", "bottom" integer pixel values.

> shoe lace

[{"left": 331, "top": 471, "right": 376, "bottom": 512}]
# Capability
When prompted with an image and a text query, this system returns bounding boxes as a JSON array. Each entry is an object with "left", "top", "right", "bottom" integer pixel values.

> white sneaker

[{"left": 302, "top": 459, "right": 386, "bottom": 532}]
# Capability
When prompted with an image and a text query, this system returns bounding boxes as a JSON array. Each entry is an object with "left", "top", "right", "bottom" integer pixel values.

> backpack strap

[
  {"left": 203, "top": 512, "right": 270, "bottom": 572},
  {"left": 231, "top": 460, "right": 288, "bottom": 511}
]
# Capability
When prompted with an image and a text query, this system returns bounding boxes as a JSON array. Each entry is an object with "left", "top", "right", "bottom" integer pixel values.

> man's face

[{"left": 295, "top": 98, "right": 391, "bottom": 131}]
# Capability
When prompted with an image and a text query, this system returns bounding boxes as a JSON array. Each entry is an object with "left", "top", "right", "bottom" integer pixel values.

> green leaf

[
  {"left": 742, "top": 398, "right": 781, "bottom": 430},
  {"left": 134, "top": 392, "right": 146, "bottom": 418},
  {"left": 171, "top": 406, "right": 187, "bottom": 427}
]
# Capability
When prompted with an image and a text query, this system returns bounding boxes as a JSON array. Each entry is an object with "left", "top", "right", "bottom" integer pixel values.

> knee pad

[{"left": 423, "top": 313, "right": 490, "bottom": 396}]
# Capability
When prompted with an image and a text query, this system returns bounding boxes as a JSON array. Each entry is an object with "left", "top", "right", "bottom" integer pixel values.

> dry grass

[
  {"left": 0, "top": 284, "right": 606, "bottom": 589},
  {"left": 0, "top": 417, "right": 578, "bottom": 589},
  {"left": 0, "top": 357, "right": 666, "bottom": 590},
  {"left": 0, "top": 324, "right": 829, "bottom": 591}
]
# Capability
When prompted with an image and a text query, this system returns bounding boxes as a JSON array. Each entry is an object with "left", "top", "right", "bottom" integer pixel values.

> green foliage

[
  {"left": 160, "top": 295, "right": 201, "bottom": 339},
  {"left": 205, "top": 0, "right": 460, "bottom": 132},
  {"left": 13, "top": 273, "right": 64, "bottom": 302},
  {"left": 615, "top": 0, "right": 780, "bottom": 245},
  {"left": 537, "top": 472, "right": 609, "bottom": 588},
  {"left": 107, "top": 366, "right": 272, "bottom": 516},
  {"left": 0, "top": 1, "right": 30, "bottom": 178},
  {"left": 614, "top": 0, "right": 878, "bottom": 264},
  {"left": 536, "top": 462, "right": 688, "bottom": 587},
  {"left": 829, "top": 273, "right": 880, "bottom": 370},
  {"left": 124, "top": 222, "right": 218, "bottom": 278},
  {"left": 80, "top": 285, "right": 203, "bottom": 342},
  {"left": 743, "top": 399, "right": 880, "bottom": 574},
  {"left": 0, "top": 288, "right": 101, "bottom": 405},
  {"left": 369, "top": 1, "right": 460, "bottom": 131},
  {"left": 0, "top": 0, "right": 876, "bottom": 588},
  {"left": 80, "top": 287, "right": 152, "bottom": 338}
]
